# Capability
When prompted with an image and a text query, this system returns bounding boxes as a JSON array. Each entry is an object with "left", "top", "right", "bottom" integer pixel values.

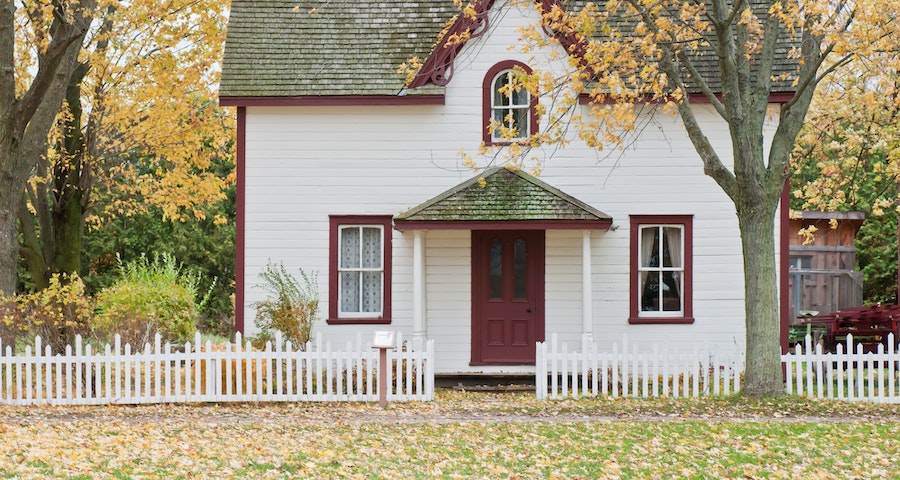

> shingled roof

[
  {"left": 221, "top": 0, "right": 799, "bottom": 99},
  {"left": 558, "top": 0, "right": 799, "bottom": 95},
  {"left": 394, "top": 167, "right": 612, "bottom": 229},
  {"left": 220, "top": 0, "right": 457, "bottom": 97}
]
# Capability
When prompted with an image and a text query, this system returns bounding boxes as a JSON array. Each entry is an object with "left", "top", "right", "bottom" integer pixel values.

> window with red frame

[
  {"left": 328, "top": 215, "right": 392, "bottom": 324},
  {"left": 483, "top": 61, "right": 538, "bottom": 145},
  {"left": 629, "top": 215, "right": 694, "bottom": 324}
]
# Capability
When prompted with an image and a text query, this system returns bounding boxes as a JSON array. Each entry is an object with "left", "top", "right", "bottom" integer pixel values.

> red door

[{"left": 471, "top": 230, "right": 545, "bottom": 365}]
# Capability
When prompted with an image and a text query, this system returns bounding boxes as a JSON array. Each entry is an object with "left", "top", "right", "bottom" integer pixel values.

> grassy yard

[{"left": 1, "top": 391, "right": 899, "bottom": 479}]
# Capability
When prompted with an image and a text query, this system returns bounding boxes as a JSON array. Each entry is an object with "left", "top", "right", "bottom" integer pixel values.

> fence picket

[
  {"left": 537, "top": 334, "right": 748, "bottom": 400},
  {"left": 777, "top": 333, "right": 900, "bottom": 403},
  {"left": 890, "top": 334, "right": 897, "bottom": 399},
  {"left": 0, "top": 332, "right": 432, "bottom": 406}
]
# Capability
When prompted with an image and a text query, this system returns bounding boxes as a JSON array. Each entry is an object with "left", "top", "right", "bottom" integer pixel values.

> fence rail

[
  {"left": 0, "top": 331, "right": 434, "bottom": 406},
  {"left": 536, "top": 334, "right": 744, "bottom": 400},
  {"left": 783, "top": 333, "right": 900, "bottom": 403}
]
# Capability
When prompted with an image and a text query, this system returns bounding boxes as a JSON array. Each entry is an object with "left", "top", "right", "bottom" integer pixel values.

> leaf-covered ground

[{"left": 2, "top": 391, "right": 900, "bottom": 479}]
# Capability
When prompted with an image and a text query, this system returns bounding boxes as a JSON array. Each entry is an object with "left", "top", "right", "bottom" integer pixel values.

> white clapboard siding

[
  {"left": 238, "top": 0, "right": 762, "bottom": 371},
  {"left": 536, "top": 333, "right": 744, "bottom": 400},
  {"left": 783, "top": 334, "right": 900, "bottom": 403},
  {"left": 0, "top": 332, "right": 434, "bottom": 406}
]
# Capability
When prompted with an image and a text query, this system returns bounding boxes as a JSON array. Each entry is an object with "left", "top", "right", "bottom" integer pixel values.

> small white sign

[{"left": 372, "top": 330, "right": 396, "bottom": 349}]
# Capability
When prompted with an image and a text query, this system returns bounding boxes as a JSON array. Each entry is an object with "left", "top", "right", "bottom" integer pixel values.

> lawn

[{"left": 1, "top": 391, "right": 899, "bottom": 479}]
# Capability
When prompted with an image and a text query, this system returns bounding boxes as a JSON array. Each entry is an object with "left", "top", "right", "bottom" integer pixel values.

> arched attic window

[{"left": 482, "top": 61, "right": 539, "bottom": 145}]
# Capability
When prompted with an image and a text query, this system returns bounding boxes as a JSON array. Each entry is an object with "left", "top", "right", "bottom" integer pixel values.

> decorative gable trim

[
  {"left": 408, "top": 0, "right": 586, "bottom": 90},
  {"left": 407, "top": 0, "right": 497, "bottom": 89}
]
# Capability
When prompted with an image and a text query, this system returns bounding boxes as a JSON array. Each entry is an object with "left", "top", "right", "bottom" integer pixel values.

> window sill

[
  {"left": 326, "top": 318, "right": 391, "bottom": 325},
  {"left": 469, "top": 361, "right": 535, "bottom": 366},
  {"left": 485, "top": 139, "right": 528, "bottom": 147},
  {"left": 628, "top": 316, "right": 695, "bottom": 325}
]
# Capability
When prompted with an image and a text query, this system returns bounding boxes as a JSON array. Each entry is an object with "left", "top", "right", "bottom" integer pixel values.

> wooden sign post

[{"left": 371, "top": 331, "right": 396, "bottom": 407}]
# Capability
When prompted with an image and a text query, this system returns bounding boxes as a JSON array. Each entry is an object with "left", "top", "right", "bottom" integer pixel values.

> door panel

[{"left": 472, "top": 230, "right": 545, "bottom": 365}]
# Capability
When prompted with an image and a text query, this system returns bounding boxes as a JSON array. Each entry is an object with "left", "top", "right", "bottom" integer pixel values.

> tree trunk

[
  {"left": 736, "top": 199, "right": 784, "bottom": 396},
  {"left": 0, "top": 169, "right": 19, "bottom": 296},
  {"left": 50, "top": 62, "right": 89, "bottom": 280}
]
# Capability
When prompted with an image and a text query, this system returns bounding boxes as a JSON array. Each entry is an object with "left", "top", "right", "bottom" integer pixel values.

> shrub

[
  {"left": 94, "top": 254, "right": 205, "bottom": 347},
  {"left": 252, "top": 261, "right": 318, "bottom": 348},
  {"left": 0, "top": 273, "right": 93, "bottom": 353}
]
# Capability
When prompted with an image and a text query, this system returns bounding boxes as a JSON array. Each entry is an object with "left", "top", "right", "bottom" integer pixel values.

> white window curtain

[
  {"left": 340, "top": 226, "right": 383, "bottom": 314},
  {"left": 640, "top": 226, "right": 657, "bottom": 311},
  {"left": 664, "top": 226, "right": 682, "bottom": 311}
]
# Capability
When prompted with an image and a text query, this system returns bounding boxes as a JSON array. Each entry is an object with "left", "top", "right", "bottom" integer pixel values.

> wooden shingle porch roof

[{"left": 394, "top": 167, "right": 612, "bottom": 230}]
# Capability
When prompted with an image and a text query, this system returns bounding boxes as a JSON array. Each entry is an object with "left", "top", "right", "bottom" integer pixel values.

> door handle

[{"left": 527, "top": 307, "right": 533, "bottom": 313}]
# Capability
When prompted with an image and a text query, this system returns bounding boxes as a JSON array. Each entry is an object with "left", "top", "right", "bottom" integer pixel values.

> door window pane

[
  {"left": 490, "top": 239, "right": 502, "bottom": 299},
  {"left": 514, "top": 239, "right": 527, "bottom": 299}
]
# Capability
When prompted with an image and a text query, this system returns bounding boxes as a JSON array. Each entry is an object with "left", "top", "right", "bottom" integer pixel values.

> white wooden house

[{"left": 220, "top": 0, "right": 793, "bottom": 374}]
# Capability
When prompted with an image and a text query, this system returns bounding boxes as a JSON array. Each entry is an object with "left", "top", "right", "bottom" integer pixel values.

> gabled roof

[
  {"left": 221, "top": 0, "right": 798, "bottom": 100},
  {"left": 394, "top": 167, "right": 612, "bottom": 230},
  {"left": 220, "top": 0, "right": 457, "bottom": 98}
]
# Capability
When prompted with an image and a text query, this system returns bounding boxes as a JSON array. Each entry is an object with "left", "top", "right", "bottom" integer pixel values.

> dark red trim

[
  {"left": 408, "top": 0, "right": 496, "bottom": 88},
  {"left": 780, "top": 183, "right": 790, "bottom": 354},
  {"left": 628, "top": 317, "right": 695, "bottom": 325},
  {"left": 482, "top": 61, "right": 540, "bottom": 145},
  {"left": 327, "top": 215, "right": 393, "bottom": 325},
  {"left": 578, "top": 92, "right": 796, "bottom": 105},
  {"left": 219, "top": 95, "right": 445, "bottom": 107},
  {"left": 234, "top": 107, "right": 246, "bottom": 335},
  {"left": 538, "top": 0, "right": 589, "bottom": 67},
  {"left": 408, "top": 0, "right": 587, "bottom": 90},
  {"left": 394, "top": 219, "right": 612, "bottom": 231},
  {"left": 628, "top": 215, "right": 694, "bottom": 324}
]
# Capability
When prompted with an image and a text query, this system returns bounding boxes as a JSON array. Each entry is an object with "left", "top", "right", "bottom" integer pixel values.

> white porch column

[
  {"left": 582, "top": 230, "right": 593, "bottom": 342},
  {"left": 413, "top": 230, "right": 426, "bottom": 344}
]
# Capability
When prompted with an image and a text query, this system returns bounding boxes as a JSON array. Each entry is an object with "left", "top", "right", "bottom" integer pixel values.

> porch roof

[{"left": 394, "top": 167, "right": 612, "bottom": 230}]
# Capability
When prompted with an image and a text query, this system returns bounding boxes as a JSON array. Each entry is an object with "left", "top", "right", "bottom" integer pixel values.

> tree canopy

[{"left": 4, "top": 0, "right": 233, "bottom": 296}]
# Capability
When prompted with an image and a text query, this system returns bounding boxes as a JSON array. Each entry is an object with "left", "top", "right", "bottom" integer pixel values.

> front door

[{"left": 471, "top": 230, "right": 545, "bottom": 365}]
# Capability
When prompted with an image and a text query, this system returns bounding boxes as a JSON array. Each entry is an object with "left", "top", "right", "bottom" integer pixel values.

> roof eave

[
  {"left": 219, "top": 94, "right": 445, "bottom": 107},
  {"left": 394, "top": 219, "right": 613, "bottom": 231}
]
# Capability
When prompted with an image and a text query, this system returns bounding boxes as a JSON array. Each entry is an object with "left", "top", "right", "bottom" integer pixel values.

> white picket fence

[
  {"left": 536, "top": 333, "right": 744, "bottom": 400},
  {"left": 0, "top": 331, "right": 434, "bottom": 406},
  {"left": 783, "top": 333, "right": 900, "bottom": 403}
]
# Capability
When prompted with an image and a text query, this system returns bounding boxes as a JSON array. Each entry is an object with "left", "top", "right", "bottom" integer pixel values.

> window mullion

[{"left": 357, "top": 226, "right": 364, "bottom": 312}]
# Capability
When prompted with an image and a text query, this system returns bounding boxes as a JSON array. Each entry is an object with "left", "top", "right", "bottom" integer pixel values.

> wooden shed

[{"left": 788, "top": 211, "right": 865, "bottom": 323}]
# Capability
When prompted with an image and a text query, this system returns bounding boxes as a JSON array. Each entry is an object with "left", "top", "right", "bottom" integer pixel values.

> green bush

[
  {"left": 252, "top": 261, "right": 318, "bottom": 348},
  {"left": 94, "top": 254, "right": 206, "bottom": 347}
]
